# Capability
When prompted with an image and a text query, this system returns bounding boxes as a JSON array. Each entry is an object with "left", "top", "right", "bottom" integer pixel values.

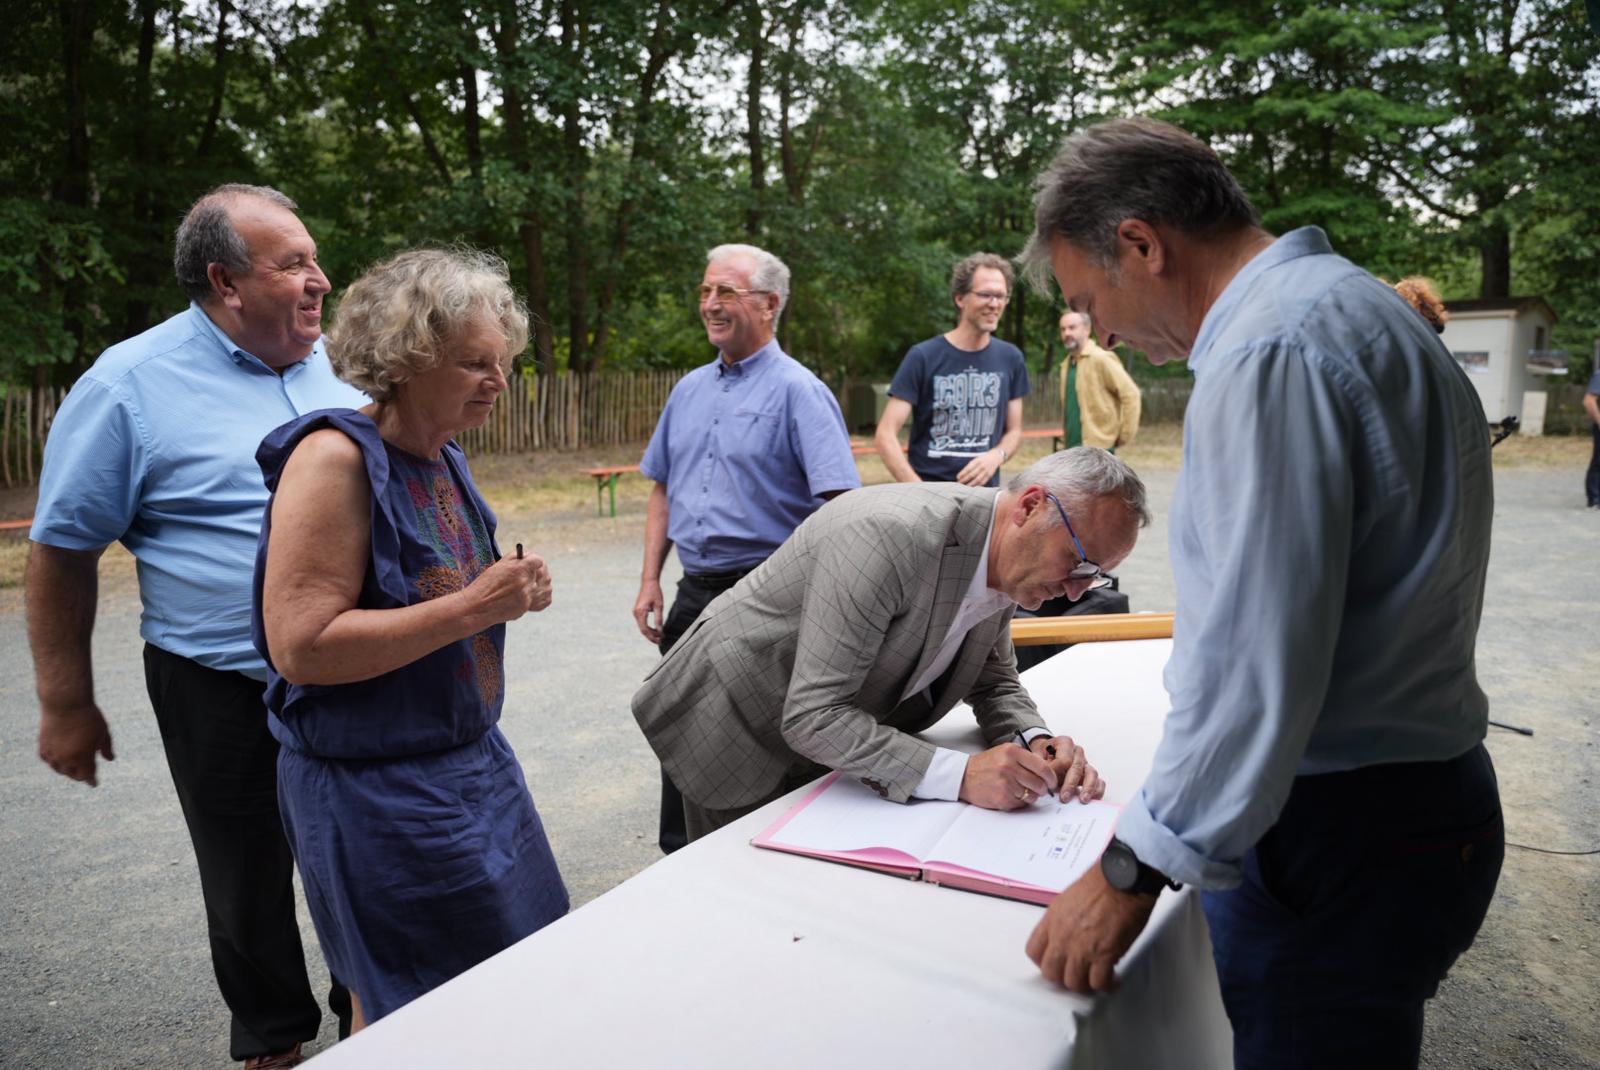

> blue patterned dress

[{"left": 251, "top": 409, "right": 568, "bottom": 1022}]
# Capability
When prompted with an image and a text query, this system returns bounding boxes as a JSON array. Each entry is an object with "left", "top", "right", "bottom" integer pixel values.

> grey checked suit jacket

[{"left": 632, "top": 482, "right": 1046, "bottom": 810}]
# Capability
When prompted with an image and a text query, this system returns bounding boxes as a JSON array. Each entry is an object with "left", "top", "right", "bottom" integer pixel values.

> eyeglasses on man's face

[
  {"left": 968, "top": 289, "right": 1010, "bottom": 305},
  {"left": 1044, "top": 492, "right": 1115, "bottom": 590},
  {"left": 698, "top": 283, "right": 770, "bottom": 304}
]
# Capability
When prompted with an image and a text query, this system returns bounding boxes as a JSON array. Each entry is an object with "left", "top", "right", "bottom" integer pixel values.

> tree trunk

[
  {"left": 1478, "top": 221, "right": 1511, "bottom": 299},
  {"left": 744, "top": 0, "right": 766, "bottom": 238},
  {"left": 124, "top": 0, "right": 159, "bottom": 339},
  {"left": 194, "top": 0, "right": 230, "bottom": 160},
  {"left": 560, "top": 0, "right": 591, "bottom": 372},
  {"left": 55, "top": 0, "right": 96, "bottom": 369},
  {"left": 462, "top": 62, "right": 483, "bottom": 186},
  {"left": 493, "top": 10, "right": 556, "bottom": 376}
]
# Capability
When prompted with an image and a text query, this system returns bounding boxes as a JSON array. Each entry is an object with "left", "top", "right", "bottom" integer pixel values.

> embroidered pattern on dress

[{"left": 406, "top": 467, "right": 501, "bottom": 705}]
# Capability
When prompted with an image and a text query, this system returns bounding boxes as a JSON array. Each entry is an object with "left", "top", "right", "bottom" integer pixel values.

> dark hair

[
  {"left": 1018, "top": 118, "right": 1260, "bottom": 291},
  {"left": 173, "top": 183, "right": 298, "bottom": 303},
  {"left": 950, "top": 252, "right": 1015, "bottom": 301}
]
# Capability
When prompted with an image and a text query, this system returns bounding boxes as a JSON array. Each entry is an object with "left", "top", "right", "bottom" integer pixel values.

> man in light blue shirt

[
  {"left": 1017, "top": 119, "right": 1502, "bottom": 1069},
  {"left": 28, "top": 184, "right": 363, "bottom": 1066},
  {"left": 631, "top": 243, "right": 861, "bottom": 853}
]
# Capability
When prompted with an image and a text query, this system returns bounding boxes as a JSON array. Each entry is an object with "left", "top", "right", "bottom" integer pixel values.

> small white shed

[{"left": 1440, "top": 296, "right": 1561, "bottom": 428}]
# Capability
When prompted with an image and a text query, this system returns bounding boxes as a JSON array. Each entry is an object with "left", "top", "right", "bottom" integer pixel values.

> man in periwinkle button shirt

[
  {"left": 631, "top": 242, "right": 861, "bottom": 854},
  {"left": 27, "top": 184, "right": 363, "bottom": 1067},
  {"left": 1016, "top": 119, "right": 1503, "bottom": 1069}
]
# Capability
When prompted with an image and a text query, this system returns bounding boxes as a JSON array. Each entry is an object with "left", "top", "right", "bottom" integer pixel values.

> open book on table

[{"left": 752, "top": 771, "right": 1119, "bottom": 906}]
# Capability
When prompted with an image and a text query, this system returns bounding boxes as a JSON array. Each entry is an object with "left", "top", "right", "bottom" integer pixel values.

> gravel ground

[{"left": 0, "top": 458, "right": 1595, "bottom": 1069}]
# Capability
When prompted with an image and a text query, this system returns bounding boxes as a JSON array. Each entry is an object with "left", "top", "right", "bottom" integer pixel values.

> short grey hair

[
  {"left": 1060, "top": 309, "right": 1092, "bottom": 331},
  {"left": 326, "top": 247, "right": 530, "bottom": 402},
  {"left": 173, "top": 183, "right": 299, "bottom": 303},
  {"left": 708, "top": 243, "right": 791, "bottom": 330},
  {"left": 951, "top": 252, "right": 1015, "bottom": 301},
  {"left": 1008, "top": 447, "right": 1152, "bottom": 529},
  {"left": 1017, "top": 118, "right": 1260, "bottom": 294}
]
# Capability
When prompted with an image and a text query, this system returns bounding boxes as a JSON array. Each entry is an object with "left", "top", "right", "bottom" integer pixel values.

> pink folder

[{"left": 752, "top": 771, "right": 1119, "bottom": 906}]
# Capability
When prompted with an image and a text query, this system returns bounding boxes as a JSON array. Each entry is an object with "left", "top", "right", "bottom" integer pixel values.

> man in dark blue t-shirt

[{"left": 875, "top": 253, "right": 1029, "bottom": 487}]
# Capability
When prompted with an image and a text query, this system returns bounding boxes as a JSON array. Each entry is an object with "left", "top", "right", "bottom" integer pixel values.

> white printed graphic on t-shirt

[{"left": 927, "top": 369, "right": 1002, "bottom": 458}]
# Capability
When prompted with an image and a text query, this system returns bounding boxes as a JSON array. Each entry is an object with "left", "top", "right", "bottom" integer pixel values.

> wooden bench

[
  {"left": 580, "top": 465, "right": 641, "bottom": 518},
  {"left": 1020, "top": 426, "right": 1068, "bottom": 451},
  {"left": 579, "top": 428, "right": 1069, "bottom": 519}
]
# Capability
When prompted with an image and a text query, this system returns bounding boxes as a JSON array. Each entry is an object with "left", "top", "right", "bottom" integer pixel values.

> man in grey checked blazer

[{"left": 632, "top": 448, "right": 1149, "bottom": 839}]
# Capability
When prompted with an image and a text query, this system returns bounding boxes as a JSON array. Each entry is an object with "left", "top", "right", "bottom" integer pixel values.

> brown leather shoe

[{"left": 243, "top": 1044, "right": 304, "bottom": 1069}]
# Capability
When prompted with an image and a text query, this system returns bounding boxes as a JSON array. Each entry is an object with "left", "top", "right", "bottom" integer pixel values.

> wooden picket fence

[
  {"left": 1, "top": 369, "right": 1201, "bottom": 489},
  {"left": 456, "top": 370, "right": 687, "bottom": 454},
  {"left": 1021, "top": 376, "right": 1193, "bottom": 429},
  {"left": 1, "top": 385, "right": 65, "bottom": 489}
]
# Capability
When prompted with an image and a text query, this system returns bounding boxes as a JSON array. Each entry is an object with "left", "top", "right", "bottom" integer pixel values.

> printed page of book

[
  {"left": 756, "top": 773, "right": 959, "bottom": 863},
  {"left": 923, "top": 797, "right": 1119, "bottom": 892}
]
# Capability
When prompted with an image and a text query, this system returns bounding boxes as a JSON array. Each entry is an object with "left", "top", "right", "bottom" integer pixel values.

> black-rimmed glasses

[{"left": 1044, "top": 492, "right": 1115, "bottom": 590}]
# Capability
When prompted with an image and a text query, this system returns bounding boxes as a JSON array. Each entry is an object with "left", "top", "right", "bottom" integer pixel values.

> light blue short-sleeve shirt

[
  {"left": 31, "top": 304, "right": 366, "bottom": 678},
  {"left": 640, "top": 340, "right": 861, "bottom": 574}
]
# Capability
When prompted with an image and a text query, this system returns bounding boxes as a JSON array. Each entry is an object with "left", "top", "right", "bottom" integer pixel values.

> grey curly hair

[{"left": 326, "top": 247, "right": 530, "bottom": 402}]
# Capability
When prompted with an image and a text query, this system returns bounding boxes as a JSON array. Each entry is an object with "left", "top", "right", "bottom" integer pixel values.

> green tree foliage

[{"left": 1, "top": 0, "right": 1596, "bottom": 391}]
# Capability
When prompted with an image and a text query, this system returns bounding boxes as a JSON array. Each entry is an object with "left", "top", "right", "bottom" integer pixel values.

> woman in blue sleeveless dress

[{"left": 251, "top": 248, "right": 567, "bottom": 1030}]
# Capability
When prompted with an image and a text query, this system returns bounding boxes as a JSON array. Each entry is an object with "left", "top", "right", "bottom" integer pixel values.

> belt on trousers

[{"left": 683, "top": 569, "right": 752, "bottom": 587}]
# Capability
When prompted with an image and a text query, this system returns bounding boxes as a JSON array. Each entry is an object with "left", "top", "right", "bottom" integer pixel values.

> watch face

[{"left": 1102, "top": 843, "right": 1139, "bottom": 891}]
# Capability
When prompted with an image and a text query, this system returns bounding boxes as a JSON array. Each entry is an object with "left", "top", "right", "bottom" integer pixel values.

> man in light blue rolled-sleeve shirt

[
  {"left": 631, "top": 243, "right": 860, "bottom": 854},
  {"left": 1016, "top": 119, "right": 1502, "bottom": 1069},
  {"left": 27, "top": 184, "right": 363, "bottom": 1065}
]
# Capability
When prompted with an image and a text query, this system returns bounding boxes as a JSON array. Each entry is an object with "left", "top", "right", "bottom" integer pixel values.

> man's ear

[
  {"left": 1115, "top": 219, "right": 1166, "bottom": 277},
  {"left": 207, "top": 262, "right": 243, "bottom": 310},
  {"left": 1013, "top": 485, "right": 1047, "bottom": 526}
]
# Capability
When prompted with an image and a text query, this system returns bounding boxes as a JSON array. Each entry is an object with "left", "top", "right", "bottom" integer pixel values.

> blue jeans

[{"left": 1202, "top": 744, "right": 1503, "bottom": 1070}]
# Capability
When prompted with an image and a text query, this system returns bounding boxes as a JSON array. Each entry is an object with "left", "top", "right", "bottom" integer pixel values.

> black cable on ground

[{"left": 1506, "top": 842, "right": 1600, "bottom": 856}]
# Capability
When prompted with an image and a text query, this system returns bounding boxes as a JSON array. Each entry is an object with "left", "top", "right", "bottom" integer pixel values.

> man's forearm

[
  {"left": 874, "top": 428, "right": 919, "bottom": 482},
  {"left": 641, "top": 483, "right": 672, "bottom": 581},
  {"left": 25, "top": 543, "right": 103, "bottom": 709}
]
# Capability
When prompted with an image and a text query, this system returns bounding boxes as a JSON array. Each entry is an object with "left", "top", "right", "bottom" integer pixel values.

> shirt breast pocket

[{"left": 730, "top": 407, "right": 785, "bottom": 455}]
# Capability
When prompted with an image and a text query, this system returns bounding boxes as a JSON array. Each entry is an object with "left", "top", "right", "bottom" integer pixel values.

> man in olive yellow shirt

[{"left": 1058, "top": 310, "right": 1140, "bottom": 451}]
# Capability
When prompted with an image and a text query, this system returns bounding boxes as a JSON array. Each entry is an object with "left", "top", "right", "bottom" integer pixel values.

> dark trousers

[
  {"left": 143, "top": 644, "right": 350, "bottom": 1060},
  {"left": 1586, "top": 422, "right": 1600, "bottom": 506},
  {"left": 1011, "top": 583, "right": 1130, "bottom": 672},
  {"left": 1201, "top": 743, "right": 1503, "bottom": 1070},
  {"left": 656, "top": 570, "right": 750, "bottom": 854},
  {"left": 682, "top": 760, "right": 828, "bottom": 842}
]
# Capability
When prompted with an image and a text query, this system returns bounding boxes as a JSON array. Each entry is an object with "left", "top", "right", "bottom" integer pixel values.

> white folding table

[{"left": 309, "top": 638, "right": 1231, "bottom": 1068}]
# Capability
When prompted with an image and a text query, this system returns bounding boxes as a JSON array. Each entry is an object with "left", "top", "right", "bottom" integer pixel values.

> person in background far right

[{"left": 1584, "top": 363, "right": 1600, "bottom": 509}]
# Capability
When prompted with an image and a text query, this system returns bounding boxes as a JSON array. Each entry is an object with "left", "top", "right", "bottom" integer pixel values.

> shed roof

[{"left": 1443, "top": 296, "right": 1558, "bottom": 323}]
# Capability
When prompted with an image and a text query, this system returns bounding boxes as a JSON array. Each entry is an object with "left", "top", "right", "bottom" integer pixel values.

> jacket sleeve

[{"left": 1108, "top": 356, "right": 1142, "bottom": 445}]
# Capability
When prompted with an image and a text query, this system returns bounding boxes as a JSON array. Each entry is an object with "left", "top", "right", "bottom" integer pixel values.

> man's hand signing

[
  {"left": 959, "top": 741, "right": 1058, "bottom": 809},
  {"left": 1028, "top": 734, "right": 1105, "bottom": 802}
]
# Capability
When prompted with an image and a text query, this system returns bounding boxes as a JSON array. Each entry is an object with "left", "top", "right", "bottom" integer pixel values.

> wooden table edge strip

[{"left": 1010, "top": 613, "right": 1175, "bottom": 645}]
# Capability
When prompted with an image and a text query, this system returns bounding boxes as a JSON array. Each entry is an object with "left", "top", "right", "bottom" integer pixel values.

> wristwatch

[{"left": 1100, "top": 838, "right": 1181, "bottom": 896}]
